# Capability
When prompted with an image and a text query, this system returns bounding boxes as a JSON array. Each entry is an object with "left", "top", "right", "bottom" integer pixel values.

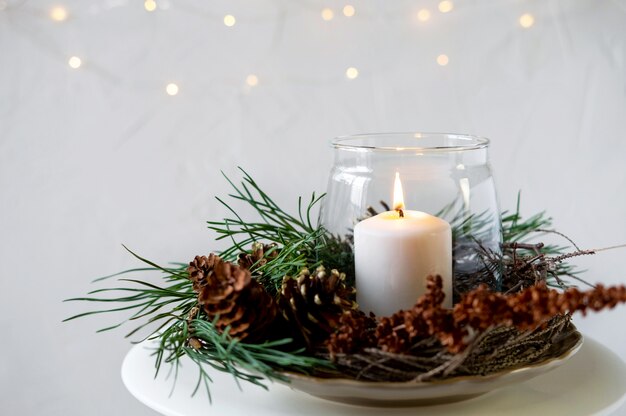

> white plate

[
  {"left": 280, "top": 333, "right": 582, "bottom": 406},
  {"left": 122, "top": 336, "right": 626, "bottom": 416}
]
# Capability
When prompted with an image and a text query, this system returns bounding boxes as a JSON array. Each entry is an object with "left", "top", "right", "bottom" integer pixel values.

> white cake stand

[{"left": 122, "top": 337, "right": 626, "bottom": 416}]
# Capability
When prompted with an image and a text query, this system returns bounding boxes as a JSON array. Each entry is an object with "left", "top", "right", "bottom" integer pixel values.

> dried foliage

[
  {"left": 329, "top": 275, "right": 626, "bottom": 355},
  {"left": 324, "top": 315, "right": 579, "bottom": 382},
  {"left": 323, "top": 275, "right": 626, "bottom": 382}
]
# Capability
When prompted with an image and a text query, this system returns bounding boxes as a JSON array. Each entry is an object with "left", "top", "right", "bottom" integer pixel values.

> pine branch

[
  {"left": 207, "top": 168, "right": 323, "bottom": 262},
  {"left": 64, "top": 262, "right": 195, "bottom": 341},
  {"left": 154, "top": 315, "right": 331, "bottom": 400},
  {"left": 65, "top": 249, "right": 331, "bottom": 399}
]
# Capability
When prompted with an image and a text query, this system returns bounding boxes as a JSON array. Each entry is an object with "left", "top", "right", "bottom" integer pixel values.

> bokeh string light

[
  {"left": 18, "top": 1, "right": 549, "bottom": 94},
  {"left": 343, "top": 5, "right": 355, "bottom": 17},
  {"left": 345, "top": 67, "right": 359, "bottom": 80},
  {"left": 438, "top": 1, "right": 453, "bottom": 13},
  {"left": 519, "top": 13, "right": 535, "bottom": 28},
  {"left": 321, "top": 8, "right": 334, "bottom": 21},
  {"left": 49, "top": 6, "right": 68, "bottom": 21},
  {"left": 166, "top": 83, "right": 179, "bottom": 96},
  {"left": 223, "top": 14, "right": 236, "bottom": 27},
  {"left": 144, "top": 0, "right": 157, "bottom": 12},
  {"left": 68, "top": 56, "right": 82, "bottom": 69},
  {"left": 417, "top": 9, "right": 431, "bottom": 22},
  {"left": 246, "top": 74, "right": 259, "bottom": 87}
]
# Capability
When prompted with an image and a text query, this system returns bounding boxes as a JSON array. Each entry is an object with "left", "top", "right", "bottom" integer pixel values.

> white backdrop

[{"left": 1, "top": 0, "right": 625, "bottom": 415}]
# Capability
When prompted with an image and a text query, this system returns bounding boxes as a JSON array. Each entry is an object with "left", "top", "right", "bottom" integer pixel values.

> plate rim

[{"left": 278, "top": 330, "right": 584, "bottom": 388}]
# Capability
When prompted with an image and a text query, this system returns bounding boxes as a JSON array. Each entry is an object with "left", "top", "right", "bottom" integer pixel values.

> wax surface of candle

[{"left": 354, "top": 210, "right": 452, "bottom": 316}]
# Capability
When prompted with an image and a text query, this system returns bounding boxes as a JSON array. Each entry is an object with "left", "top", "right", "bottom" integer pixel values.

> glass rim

[{"left": 331, "top": 132, "right": 490, "bottom": 152}]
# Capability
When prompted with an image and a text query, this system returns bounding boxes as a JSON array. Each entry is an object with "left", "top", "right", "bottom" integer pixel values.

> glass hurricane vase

[{"left": 319, "top": 133, "right": 503, "bottom": 300}]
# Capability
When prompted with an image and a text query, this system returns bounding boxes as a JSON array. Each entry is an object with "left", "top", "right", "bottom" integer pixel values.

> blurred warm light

[
  {"left": 49, "top": 6, "right": 68, "bottom": 21},
  {"left": 436, "top": 54, "right": 449, "bottom": 66},
  {"left": 246, "top": 74, "right": 259, "bottom": 87},
  {"left": 68, "top": 56, "right": 82, "bottom": 69},
  {"left": 223, "top": 14, "right": 236, "bottom": 27},
  {"left": 321, "top": 8, "right": 334, "bottom": 21},
  {"left": 0, "top": 1, "right": 7, "bottom": 11},
  {"left": 393, "top": 172, "right": 405, "bottom": 213},
  {"left": 519, "top": 13, "right": 535, "bottom": 28},
  {"left": 343, "top": 5, "right": 355, "bottom": 17},
  {"left": 166, "top": 83, "right": 179, "bottom": 96},
  {"left": 346, "top": 67, "right": 359, "bottom": 79},
  {"left": 417, "top": 9, "right": 431, "bottom": 22},
  {"left": 438, "top": 1, "right": 454, "bottom": 13},
  {"left": 143, "top": 0, "right": 157, "bottom": 12}
]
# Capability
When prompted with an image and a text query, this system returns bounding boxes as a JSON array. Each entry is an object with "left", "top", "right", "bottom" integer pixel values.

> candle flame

[{"left": 393, "top": 172, "right": 405, "bottom": 216}]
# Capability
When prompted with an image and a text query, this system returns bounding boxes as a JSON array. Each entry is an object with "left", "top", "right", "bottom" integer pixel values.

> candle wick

[{"left": 398, "top": 209, "right": 404, "bottom": 218}]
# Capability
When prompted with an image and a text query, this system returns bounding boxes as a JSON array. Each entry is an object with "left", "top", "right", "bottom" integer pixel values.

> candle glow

[{"left": 393, "top": 172, "right": 405, "bottom": 215}]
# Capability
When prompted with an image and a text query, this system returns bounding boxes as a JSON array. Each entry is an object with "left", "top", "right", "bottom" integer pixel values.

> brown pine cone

[
  {"left": 279, "top": 266, "right": 357, "bottom": 348},
  {"left": 326, "top": 310, "right": 376, "bottom": 356},
  {"left": 237, "top": 242, "right": 279, "bottom": 271},
  {"left": 188, "top": 253, "right": 222, "bottom": 292},
  {"left": 187, "top": 254, "right": 278, "bottom": 342}
]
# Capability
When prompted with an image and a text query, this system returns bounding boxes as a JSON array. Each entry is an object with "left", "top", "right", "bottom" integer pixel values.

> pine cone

[
  {"left": 188, "top": 254, "right": 278, "bottom": 342},
  {"left": 188, "top": 253, "right": 222, "bottom": 292},
  {"left": 327, "top": 310, "right": 377, "bottom": 356},
  {"left": 238, "top": 242, "right": 279, "bottom": 271},
  {"left": 279, "top": 265, "right": 357, "bottom": 348}
]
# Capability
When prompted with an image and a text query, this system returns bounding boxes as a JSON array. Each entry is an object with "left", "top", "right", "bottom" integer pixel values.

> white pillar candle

[{"left": 354, "top": 173, "right": 453, "bottom": 316}]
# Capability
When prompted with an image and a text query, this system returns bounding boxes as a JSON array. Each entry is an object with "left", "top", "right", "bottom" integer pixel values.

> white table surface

[{"left": 122, "top": 337, "right": 626, "bottom": 416}]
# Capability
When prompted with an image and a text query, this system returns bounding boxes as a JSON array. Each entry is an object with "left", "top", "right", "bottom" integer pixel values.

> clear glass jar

[{"left": 320, "top": 133, "right": 503, "bottom": 299}]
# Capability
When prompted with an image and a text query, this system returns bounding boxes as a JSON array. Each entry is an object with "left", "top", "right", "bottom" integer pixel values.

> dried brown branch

[
  {"left": 322, "top": 315, "right": 579, "bottom": 382},
  {"left": 324, "top": 275, "right": 626, "bottom": 382}
]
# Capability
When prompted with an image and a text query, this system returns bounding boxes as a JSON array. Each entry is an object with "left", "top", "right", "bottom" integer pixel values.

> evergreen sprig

[
  {"left": 65, "top": 246, "right": 331, "bottom": 399},
  {"left": 207, "top": 168, "right": 322, "bottom": 260},
  {"left": 150, "top": 315, "right": 330, "bottom": 401},
  {"left": 206, "top": 167, "right": 348, "bottom": 294},
  {"left": 185, "top": 320, "right": 330, "bottom": 398},
  {"left": 63, "top": 246, "right": 196, "bottom": 339}
]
